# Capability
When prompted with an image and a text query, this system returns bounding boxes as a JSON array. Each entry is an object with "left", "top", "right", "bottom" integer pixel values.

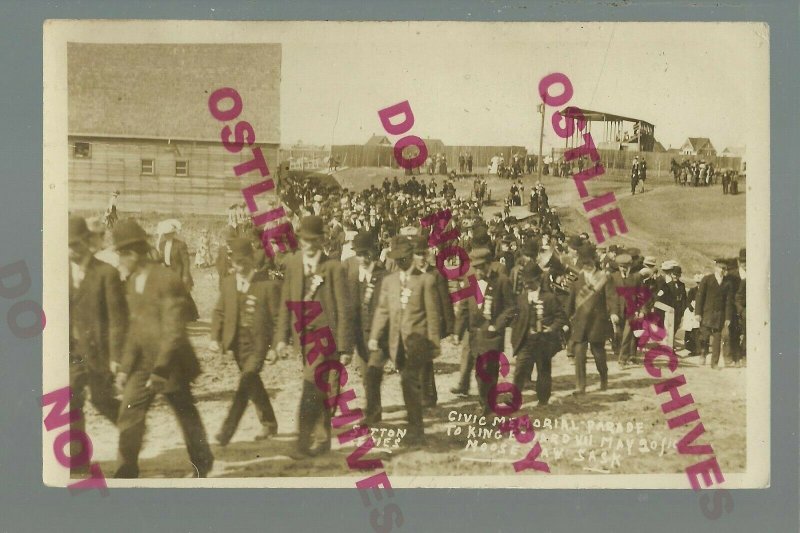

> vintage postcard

[{"left": 43, "top": 20, "right": 769, "bottom": 489}]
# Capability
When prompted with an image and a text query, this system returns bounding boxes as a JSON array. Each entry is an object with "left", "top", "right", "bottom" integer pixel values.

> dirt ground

[{"left": 85, "top": 167, "right": 747, "bottom": 480}]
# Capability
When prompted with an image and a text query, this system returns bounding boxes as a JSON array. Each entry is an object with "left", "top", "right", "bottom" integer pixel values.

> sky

[{"left": 277, "top": 22, "right": 767, "bottom": 153}]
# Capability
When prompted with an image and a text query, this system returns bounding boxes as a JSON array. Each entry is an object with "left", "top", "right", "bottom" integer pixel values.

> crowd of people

[
  {"left": 67, "top": 172, "right": 746, "bottom": 478},
  {"left": 670, "top": 158, "right": 742, "bottom": 193}
]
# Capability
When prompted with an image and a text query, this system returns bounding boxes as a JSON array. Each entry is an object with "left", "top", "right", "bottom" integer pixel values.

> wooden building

[{"left": 68, "top": 43, "right": 281, "bottom": 215}]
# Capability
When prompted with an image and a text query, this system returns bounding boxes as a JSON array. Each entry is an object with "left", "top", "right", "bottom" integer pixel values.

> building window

[
  {"left": 141, "top": 159, "right": 155, "bottom": 175},
  {"left": 73, "top": 141, "right": 91, "bottom": 159},
  {"left": 175, "top": 160, "right": 189, "bottom": 177}
]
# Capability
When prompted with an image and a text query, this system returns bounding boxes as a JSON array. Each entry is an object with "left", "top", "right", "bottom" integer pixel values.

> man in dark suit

[
  {"left": 734, "top": 249, "right": 746, "bottom": 366},
  {"left": 607, "top": 253, "right": 642, "bottom": 366},
  {"left": 112, "top": 219, "right": 213, "bottom": 478},
  {"left": 346, "top": 231, "right": 389, "bottom": 424},
  {"left": 568, "top": 251, "right": 615, "bottom": 394},
  {"left": 69, "top": 216, "right": 128, "bottom": 425},
  {"left": 453, "top": 247, "right": 516, "bottom": 415},
  {"left": 510, "top": 263, "right": 566, "bottom": 405},
  {"left": 369, "top": 237, "right": 441, "bottom": 445},
  {"left": 695, "top": 258, "right": 735, "bottom": 369},
  {"left": 274, "top": 216, "right": 353, "bottom": 458},
  {"left": 210, "top": 238, "right": 280, "bottom": 445},
  {"left": 158, "top": 222, "right": 199, "bottom": 321},
  {"left": 412, "top": 235, "right": 454, "bottom": 408}
]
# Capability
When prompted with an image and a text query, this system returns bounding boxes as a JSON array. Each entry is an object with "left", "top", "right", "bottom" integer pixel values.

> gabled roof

[
  {"left": 652, "top": 141, "right": 667, "bottom": 153},
  {"left": 68, "top": 43, "right": 281, "bottom": 143},
  {"left": 365, "top": 135, "right": 393, "bottom": 146},
  {"left": 684, "top": 137, "right": 716, "bottom": 152},
  {"left": 721, "top": 146, "right": 746, "bottom": 157}
]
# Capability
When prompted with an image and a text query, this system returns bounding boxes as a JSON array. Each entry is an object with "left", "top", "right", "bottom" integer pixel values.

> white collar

[{"left": 359, "top": 262, "right": 375, "bottom": 282}]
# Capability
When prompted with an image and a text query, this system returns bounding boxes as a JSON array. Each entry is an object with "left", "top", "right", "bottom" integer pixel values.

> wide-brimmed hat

[
  {"left": 388, "top": 236, "right": 414, "bottom": 259},
  {"left": 643, "top": 256, "right": 657, "bottom": 268},
  {"left": 157, "top": 219, "right": 181, "bottom": 235},
  {"left": 615, "top": 253, "right": 632, "bottom": 266},
  {"left": 661, "top": 260, "right": 679, "bottom": 271},
  {"left": 469, "top": 247, "right": 492, "bottom": 267},
  {"left": 229, "top": 238, "right": 254, "bottom": 261},
  {"left": 69, "top": 216, "right": 90, "bottom": 245},
  {"left": 296, "top": 216, "right": 325, "bottom": 240},
  {"left": 112, "top": 219, "right": 148, "bottom": 251}
]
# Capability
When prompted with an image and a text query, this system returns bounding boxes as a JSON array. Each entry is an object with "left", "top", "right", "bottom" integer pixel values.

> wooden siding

[{"left": 68, "top": 137, "right": 279, "bottom": 215}]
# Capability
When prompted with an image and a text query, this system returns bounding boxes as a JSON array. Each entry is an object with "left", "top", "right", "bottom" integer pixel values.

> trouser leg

[
  {"left": 573, "top": 341, "right": 587, "bottom": 393},
  {"left": 420, "top": 359, "right": 437, "bottom": 407},
  {"left": 398, "top": 346, "right": 424, "bottom": 438},
  {"left": 619, "top": 322, "right": 636, "bottom": 364},
  {"left": 115, "top": 371, "right": 153, "bottom": 478},
  {"left": 217, "top": 375, "right": 250, "bottom": 443},
  {"left": 69, "top": 360, "right": 90, "bottom": 477},
  {"left": 245, "top": 372, "right": 277, "bottom": 426},
  {"left": 535, "top": 350, "right": 553, "bottom": 404},
  {"left": 455, "top": 333, "right": 474, "bottom": 392},
  {"left": 512, "top": 349, "right": 535, "bottom": 394},
  {"left": 590, "top": 341, "right": 608, "bottom": 389},
  {"left": 708, "top": 328, "right": 722, "bottom": 368},
  {"left": 476, "top": 351, "right": 500, "bottom": 414},
  {"left": 165, "top": 384, "right": 214, "bottom": 477},
  {"left": 296, "top": 379, "right": 327, "bottom": 453},
  {"left": 87, "top": 370, "right": 121, "bottom": 424}
]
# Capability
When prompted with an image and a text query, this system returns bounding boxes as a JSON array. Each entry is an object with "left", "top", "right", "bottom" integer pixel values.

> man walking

[
  {"left": 210, "top": 238, "right": 280, "bottom": 445},
  {"left": 510, "top": 263, "right": 566, "bottom": 405},
  {"left": 274, "top": 216, "right": 353, "bottom": 458},
  {"left": 695, "top": 258, "right": 735, "bottom": 369},
  {"left": 369, "top": 237, "right": 441, "bottom": 446},
  {"left": 112, "top": 219, "right": 213, "bottom": 478}
]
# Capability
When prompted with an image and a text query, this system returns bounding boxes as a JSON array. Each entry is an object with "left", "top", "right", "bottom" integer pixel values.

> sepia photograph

[{"left": 43, "top": 20, "right": 770, "bottom": 489}]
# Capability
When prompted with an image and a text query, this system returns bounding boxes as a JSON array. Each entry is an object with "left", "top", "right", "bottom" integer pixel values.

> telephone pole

[{"left": 537, "top": 102, "right": 545, "bottom": 181}]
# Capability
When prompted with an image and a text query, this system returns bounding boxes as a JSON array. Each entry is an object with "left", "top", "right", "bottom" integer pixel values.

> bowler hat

[
  {"left": 520, "top": 262, "right": 544, "bottom": 282},
  {"left": 469, "top": 248, "right": 492, "bottom": 267},
  {"left": 296, "top": 216, "right": 325, "bottom": 240},
  {"left": 388, "top": 236, "right": 414, "bottom": 259},
  {"left": 352, "top": 232, "right": 377, "bottom": 253},
  {"left": 412, "top": 235, "right": 428, "bottom": 254},
  {"left": 229, "top": 238, "right": 254, "bottom": 261},
  {"left": 112, "top": 219, "right": 148, "bottom": 251},
  {"left": 520, "top": 240, "right": 539, "bottom": 258},
  {"left": 69, "top": 216, "right": 90, "bottom": 245}
]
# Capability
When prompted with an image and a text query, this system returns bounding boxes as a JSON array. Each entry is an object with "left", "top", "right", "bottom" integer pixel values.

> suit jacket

[
  {"left": 69, "top": 257, "right": 128, "bottom": 372},
  {"left": 455, "top": 270, "right": 516, "bottom": 357},
  {"left": 120, "top": 264, "right": 201, "bottom": 390},
  {"left": 159, "top": 238, "right": 193, "bottom": 288},
  {"left": 421, "top": 264, "right": 455, "bottom": 338},
  {"left": 369, "top": 269, "right": 441, "bottom": 363},
  {"left": 511, "top": 291, "right": 566, "bottom": 356},
  {"left": 567, "top": 271, "right": 615, "bottom": 343},
  {"left": 211, "top": 271, "right": 281, "bottom": 374},
  {"left": 275, "top": 252, "right": 353, "bottom": 382},
  {"left": 608, "top": 270, "right": 643, "bottom": 318},
  {"left": 695, "top": 274, "right": 734, "bottom": 329},
  {"left": 735, "top": 278, "right": 746, "bottom": 318},
  {"left": 345, "top": 260, "right": 389, "bottom": 359}
]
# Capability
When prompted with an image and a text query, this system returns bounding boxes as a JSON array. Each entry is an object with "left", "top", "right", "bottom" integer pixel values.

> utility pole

[{"left": 537, "top": 102, "right": 545, "bottom": 181}]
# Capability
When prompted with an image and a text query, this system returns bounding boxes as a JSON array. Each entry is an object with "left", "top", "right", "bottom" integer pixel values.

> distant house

[
  {"left": 651, "top": 141, "right": 667, "bottom": 153},
  {"left": 679, "top": 137, "right": 717, "bottom": 157},
  {"left": 721, "top": 146, "right": 746, "bottom": 158},
  {"left": 68, "top": 43, "right": 281, "bottom": 215},
  {"left": 365, "top": 135, "right": 393, "bottom": 147}
]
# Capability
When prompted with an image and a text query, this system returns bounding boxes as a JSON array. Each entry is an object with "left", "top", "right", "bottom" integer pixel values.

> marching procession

[{"left": 67, "top": 172, "right": 746, "bottom": 478}]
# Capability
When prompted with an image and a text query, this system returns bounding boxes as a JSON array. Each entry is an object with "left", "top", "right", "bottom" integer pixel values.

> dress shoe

[
  {"left": 288, "top": 447, "right": 313, "bottom": 460},
  {"left": 309, "top": 440, "right": 331, "bottom": 457},
  {"left": 215, "top": 432, "right": 230, "bottom": 447},
  {"left": 449, "top": 387, "right": 468, "bottom": 397},
  {"left": 255, "top": 422, "right": 278, "bottom": 441}
]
